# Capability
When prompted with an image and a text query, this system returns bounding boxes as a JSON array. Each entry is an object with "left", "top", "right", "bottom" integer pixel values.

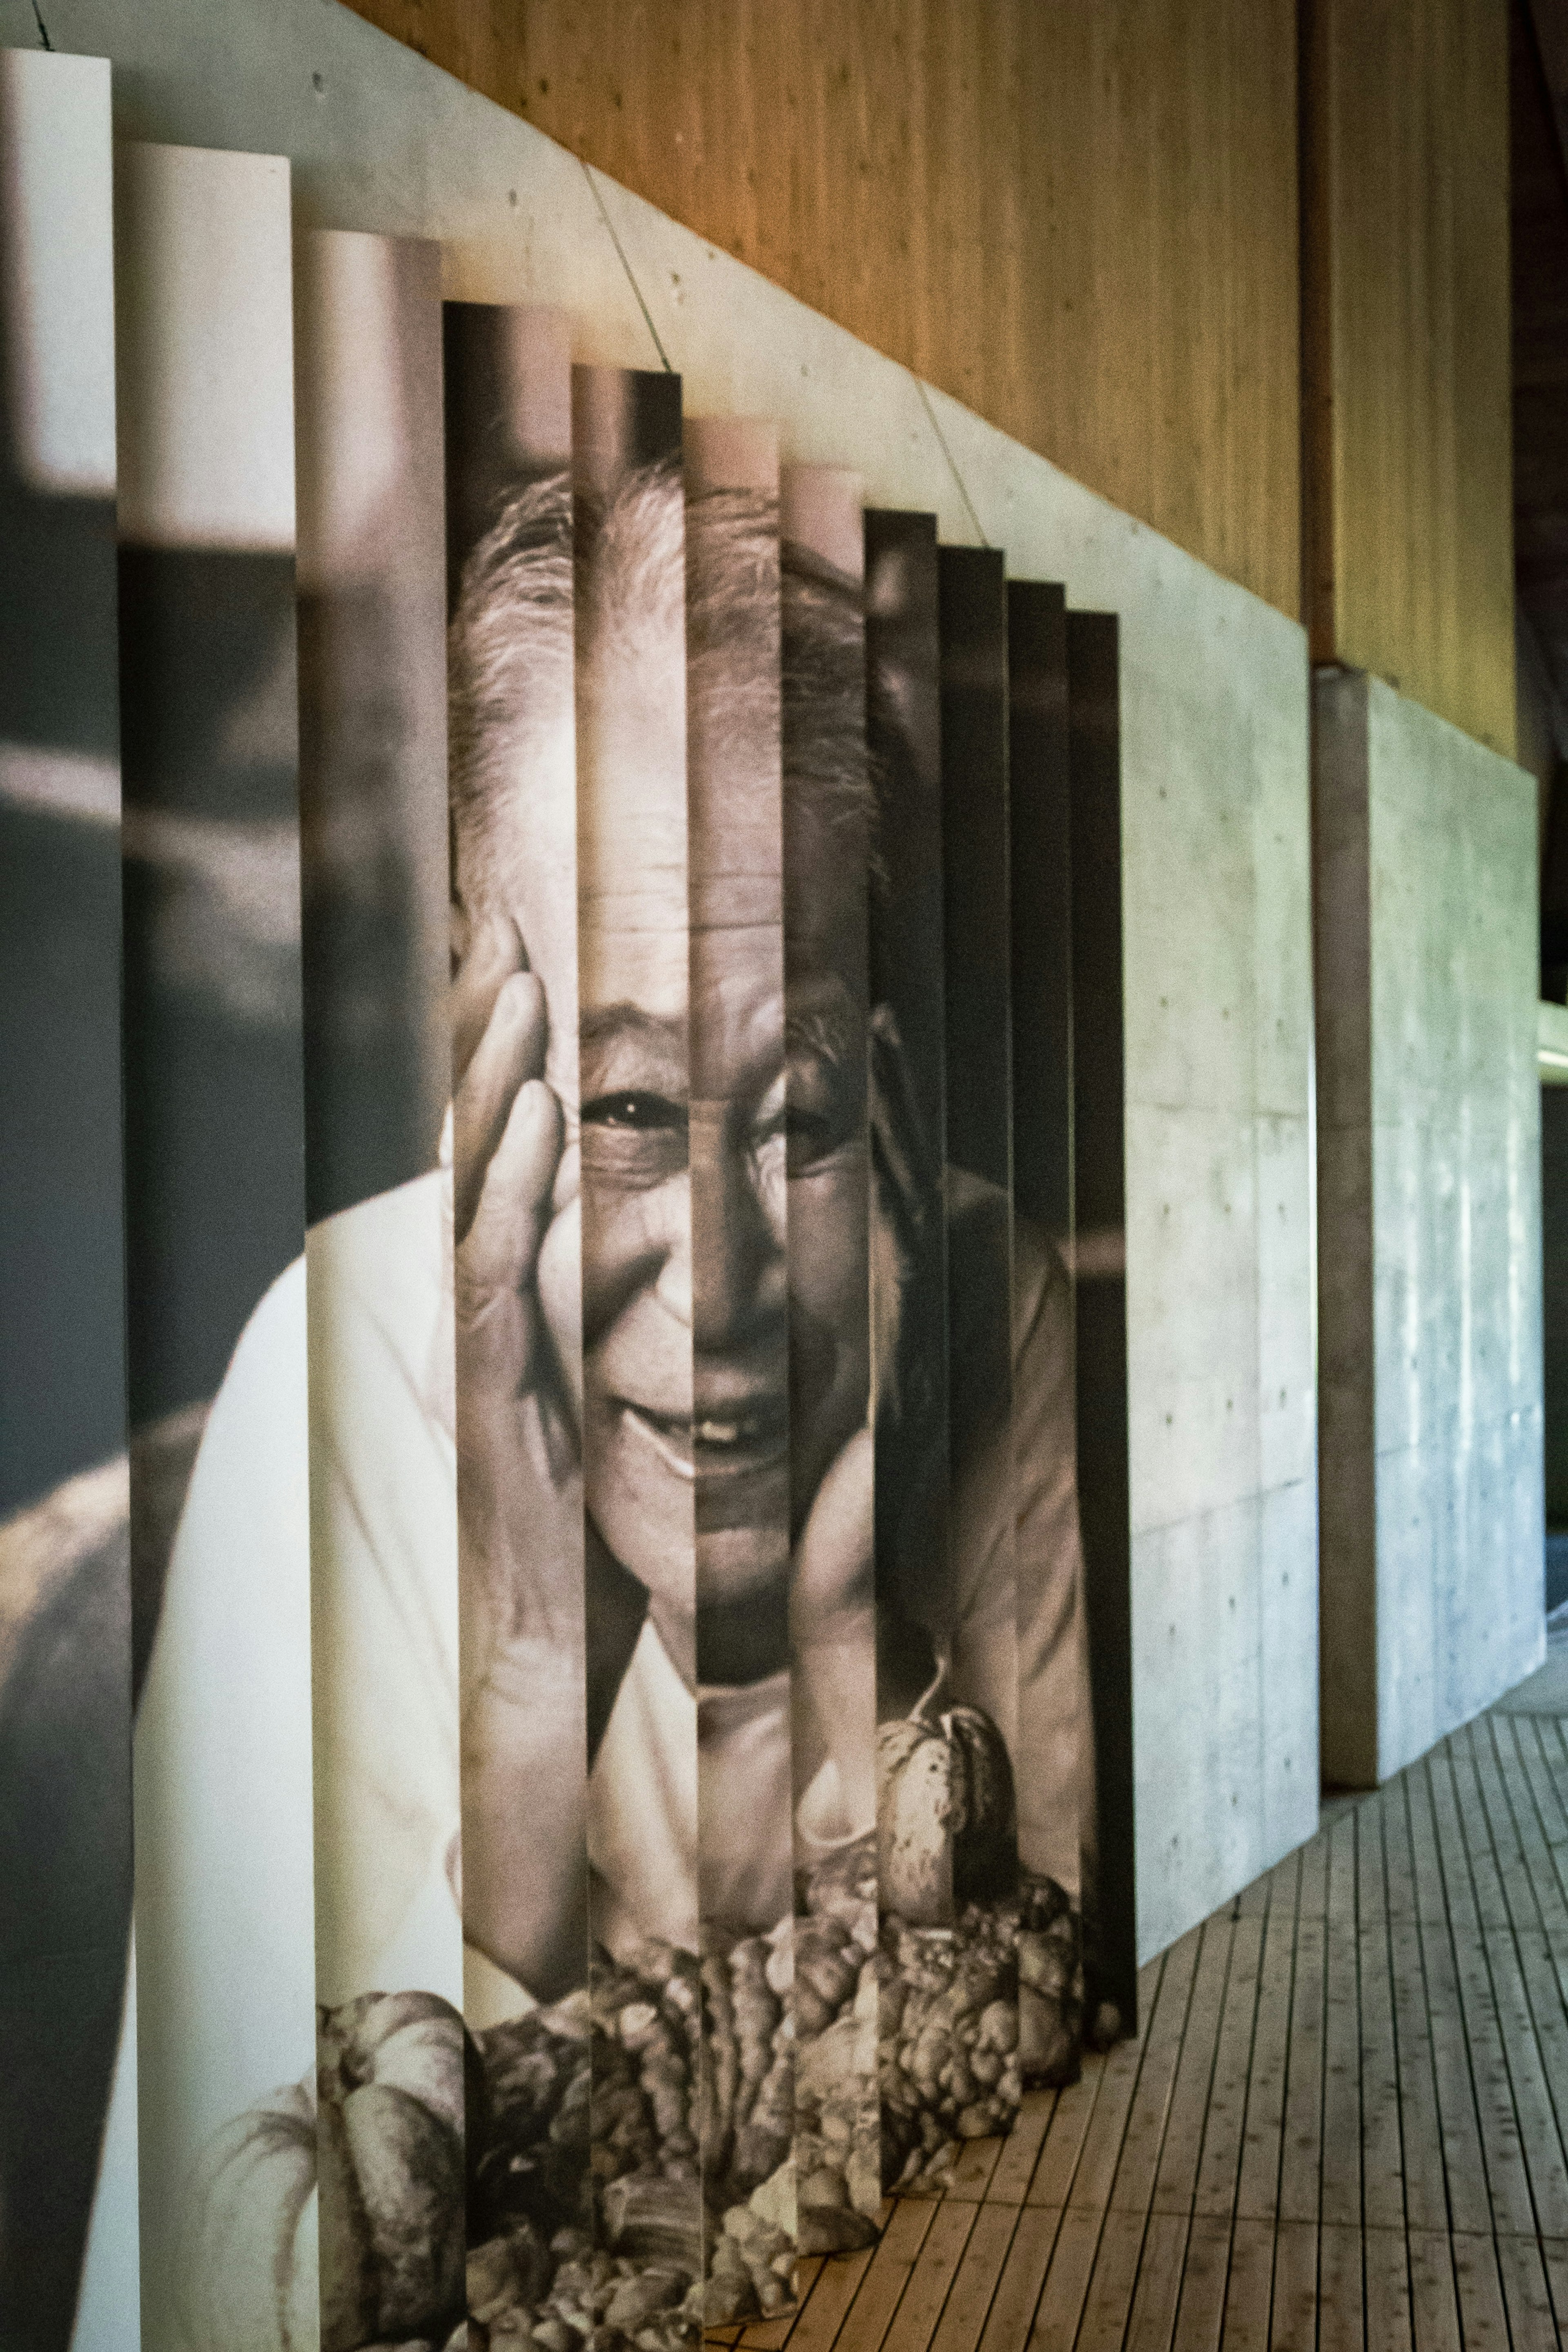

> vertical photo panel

[
  {"left": 1065, "top": 611, "right": 1136, "bottom": 2040},
  {"left": 779, "top": 464, "right": 880, "bottom": 2259},
  {"left": 444, "top": 304, "right": 597, "bottom": 2347},
  {"left": 1007, "top": 580, "right": 1096, "bottom": 2086},
  {"left": 0, "top": 46, "right": 136, "bottom": 2352},
  {"left": 864, "top": 509, "right": 969, "bottom": 2194},
  {"left": 298, "top": 233, "right": 470, "bottom": 2352},
  {"left": 114, "top": 141, "right": 320, "bottom": 2351},
  {"left": 572, "top": 363, "right": 709, "bottom": 2347},
  {"left": 684, "top": 416, "right": 799, "bottom": 2325},
  {"left": 931, "top": 543, "right": 1022, "bottom": 2176}
]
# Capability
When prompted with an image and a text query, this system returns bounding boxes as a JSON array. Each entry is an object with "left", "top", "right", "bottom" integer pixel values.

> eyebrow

[{"left": 578, "top": 993, "right": 862, "bottom": 1077}]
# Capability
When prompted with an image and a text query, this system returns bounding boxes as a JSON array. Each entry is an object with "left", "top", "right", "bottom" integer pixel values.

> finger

[
  {"left": 452, "top": 915, "right": 526, "bottom": 1091},
  {"left": 460, "top": 1077, "right": 562, "bottom": 1299},
  {"left": 454, "top": 972, "right": 548, "bottom": 1241}
]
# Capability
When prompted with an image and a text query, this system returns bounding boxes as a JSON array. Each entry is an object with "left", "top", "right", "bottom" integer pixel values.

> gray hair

[{"left": 447, "top": 462, "right": 871, "bottom": 906}]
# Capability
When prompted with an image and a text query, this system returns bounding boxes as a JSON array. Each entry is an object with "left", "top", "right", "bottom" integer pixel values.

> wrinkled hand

[
  {"left": 452, "top": 918, "right": 589, "bottom": 1999},
  {"left": 454, "top": 918, "right": 563, "bottom": 1418}
]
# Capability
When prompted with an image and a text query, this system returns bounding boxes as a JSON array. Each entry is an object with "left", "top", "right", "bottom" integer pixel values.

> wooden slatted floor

[{"left": 710, "top": 1643, "right": 1568, "bottom": 2350}]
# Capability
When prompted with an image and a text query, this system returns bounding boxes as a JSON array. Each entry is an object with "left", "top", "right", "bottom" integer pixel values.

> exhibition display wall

[
  {"left": 4, "top": 0, "right": 1319, "bottom": 2020},
  {"left": 0, "top": 45, "right": 1143, "bottom": 2352}
]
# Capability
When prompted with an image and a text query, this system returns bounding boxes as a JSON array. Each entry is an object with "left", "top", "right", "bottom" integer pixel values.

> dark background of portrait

[
  {"left": 1066, "top": 611, "right": 1136, "bottom": 2032},
  {"left": 118, "top": 547, "right": 307, "bottom": 1432},
  {"left": 0, "top": 60, "right": 134, "bottom": 2347},
  {"left": 297, "top": 239, "right": 449, "bottom": 1227},
  {"left": 939, "top": 548, "right": 1014, "bottom": 1203},
  {"left": 1007, "top": 583, "right": 1072, "bottom": 1250},
  {"left": 0, "top": 269, "right": 125, "bottom": 1521},
  {"left": 936, "top": 546, "right": 1018, "bottom": 1829}
]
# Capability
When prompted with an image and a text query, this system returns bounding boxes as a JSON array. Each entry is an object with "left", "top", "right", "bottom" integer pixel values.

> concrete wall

[
  {"left": 7, "top": 0, "right": 1321, "bottom": 1961},
  {"left": 1316, "top": 668, "right": 1544, "bottom": 1787},
  {"left": 1542, "top": 1084, "right": 1568, "bottom": 1531}
]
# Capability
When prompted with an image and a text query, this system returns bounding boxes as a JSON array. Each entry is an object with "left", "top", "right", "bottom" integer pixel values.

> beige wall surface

[
  {"left": 342, "top": 0, "right": 1305, "bottom": 625},
  {"left": 1304, "top": 0, "right": 1516, "bottom": 758},
  {"left": 350, "top": 0, "right": 1520, "bottom": 764},
  {"left": 11, "top": 0, "right": 1322, "bottom": 1961}
]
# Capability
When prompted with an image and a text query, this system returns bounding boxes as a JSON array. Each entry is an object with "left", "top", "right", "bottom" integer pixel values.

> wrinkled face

[{"left": 492, "top": 620, "right": 870, "bottom": 1637}]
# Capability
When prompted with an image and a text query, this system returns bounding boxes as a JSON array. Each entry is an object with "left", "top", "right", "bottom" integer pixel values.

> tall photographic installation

[
  {"left": 0, "top": 49, "right": 1134, "bottom": 2348},
  {"left": 0, "top": 49, "right": 134, "bottom": 2349},
  {"left": 298, "top": 232, "right": 463, "bottom": 2350},
  {"left": 781, "top": 465, "right": 880, "bottom": 2256},
  {"left": 113, "top": 139, "right": 318, "bottom": 2352}
]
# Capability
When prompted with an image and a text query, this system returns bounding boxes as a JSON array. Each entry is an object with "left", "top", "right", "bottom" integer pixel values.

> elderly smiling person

[{"left": 131, "top": 454, "right": 1094, "bottom": 2087}]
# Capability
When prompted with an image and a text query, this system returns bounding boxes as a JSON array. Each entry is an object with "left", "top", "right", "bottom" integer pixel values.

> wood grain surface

[
  {"left": 1304, "top": 0, "right": 1516, "bottom": 756},
  {"left": 689, "top": 1689, "right": 1568, "bottom": 2348},
  {"left": 340, "top": 0, "right": 1303, "bottom": 621}
]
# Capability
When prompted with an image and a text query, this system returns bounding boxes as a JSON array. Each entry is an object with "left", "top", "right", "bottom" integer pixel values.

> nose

[{"left": 688, "top": 1099, "right": 786, "bottom": 1354}]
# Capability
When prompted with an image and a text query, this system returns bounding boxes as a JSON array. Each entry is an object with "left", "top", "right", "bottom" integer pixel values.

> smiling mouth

[{"left": 620, "top": 1398, "right": 788, "bottom": 1481}]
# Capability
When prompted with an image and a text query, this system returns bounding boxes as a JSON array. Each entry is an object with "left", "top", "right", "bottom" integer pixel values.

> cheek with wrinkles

[{"left": 580, "top": 1174, "right": 690, "bottom": 1342}]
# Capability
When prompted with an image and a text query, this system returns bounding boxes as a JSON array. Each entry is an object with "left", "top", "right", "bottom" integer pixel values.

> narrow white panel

[
  {"left": 113, "top": 142, "right": 294, "bottom": 549},
  {"left": 293, "top": 232, "right": 462, "bottom": 2037},
  {"left": 115, "top": 138, "right": 318, "bottom": 2352},
  {"left": 0, "top": 42, "right": 134, "bottom": 2349},
  {"left": 0, "top": 47, "right": 116, "bottom": 494}
]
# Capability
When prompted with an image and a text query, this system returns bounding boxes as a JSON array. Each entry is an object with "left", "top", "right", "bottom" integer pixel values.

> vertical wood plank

[
  {"left": 1124, "top": 2209, "right": 1189, "bottom": 2352},
  {"left": 1318, "top": 2223, "right": 1365, "bottom": 2352},
  {"left": 1269, "top": 2220, "right": 1318, "bottom": 2352},
  {"left": 1235, "top": 1889, "right": 1295, "bottom": 2221},
  {"left": 1194, "top": 1913, "right": 1266, "bottom": 2221},
  {"left": 926, "top": 2204, "right": 1018, "bottom": 2352},
  {"left": 1364, "top": 2225, "right": 1413, "bottom": 2351},
  {"left": 1399, "top": 1766, "right": 1494, "bottom": 2235},
  {"left": 1406, "top": 2232, "right": 1462, "bottom": 2352},
  {"left": 1450, "top": 2231, "right": 1510, "bottom": 2352},
  {"left": 1496, "top": 2232, "right": 1563, "bottom": 2352},
  {"left": 1379, "top": 1791, "right": 1450, "bottom": 2236},
  {"left": 1074, "top": 2205, "right": 1150, "bottom": 2350},
  {"left": 1023, "top": 2206, "right": 1102, "bottom": 2349},
  {"left": 973, "top": 2206, "right": 1059, "bottom": 2352},
  {"left": 1220, "top": 2215, "right": 1276, "bottom": 2351},
  {"left": 986, "top": 2096, "right": 1053, "bottom": 2207},
  {"left": 1170, "top": 2212, "right": 1232, "bottom": 2352},
  {"left": 832, "top": 2199, "right": 938, "bottom": 2352},
  {"left": 1112, "top": 1929, "right": 1201, "bottom": 2217},
  {"left": 1028, "top": 2055, "right": 1109, "bottom": 2209},
  {"left": 1152, "top": 1923, "right": 1235, "bottom": 2214},
  {"left": 878, "top": 2202, "right": 978, "bottom": 2352},
  {"left": 1277, "top": 1915, "right": 1325, "bottom": 2225},
  {"left": 1320, "top": 1913, "right": 1361, "bottom": 2230}
]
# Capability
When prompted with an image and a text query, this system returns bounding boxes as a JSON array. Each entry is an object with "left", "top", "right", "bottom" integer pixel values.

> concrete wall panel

[{"left": 1316, "top": 670, "right": 1543, "bottom": 1787}]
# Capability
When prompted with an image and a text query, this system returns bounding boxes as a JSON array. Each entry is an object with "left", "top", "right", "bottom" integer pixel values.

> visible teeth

[{"left": 694, "top": 1415, "right": 774, "bottom": 1447}]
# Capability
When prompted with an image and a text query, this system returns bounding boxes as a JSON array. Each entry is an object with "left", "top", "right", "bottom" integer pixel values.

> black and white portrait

[{"left": 1, "top": 91, "right": 1118, "bottom": 2338}]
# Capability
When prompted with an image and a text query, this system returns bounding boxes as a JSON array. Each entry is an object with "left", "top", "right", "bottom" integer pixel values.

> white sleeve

[{"left": 130, "top": 1257, "right": 317, "bottom": 2349}]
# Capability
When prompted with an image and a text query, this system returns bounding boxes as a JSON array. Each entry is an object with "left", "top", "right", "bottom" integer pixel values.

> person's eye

[
  {"left": 581, "top": 1091, "right": 689, "bottom": 1135},
  {"left": 786, "top": 1105, "right": 855, "bottom": 1174}
]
